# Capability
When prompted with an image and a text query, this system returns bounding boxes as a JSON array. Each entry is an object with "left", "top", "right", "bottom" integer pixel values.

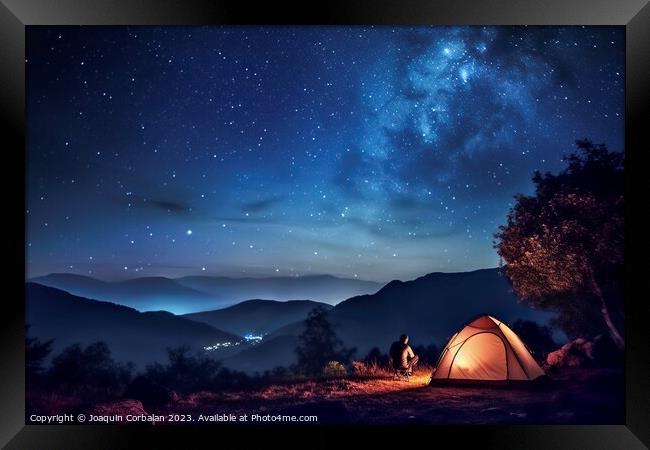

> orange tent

[{"left": 429, "top": 315, "right": 545, "bottom": 385}]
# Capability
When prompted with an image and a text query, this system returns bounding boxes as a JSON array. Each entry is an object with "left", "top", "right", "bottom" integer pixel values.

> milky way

[{"left": 26, "top": 26, "right": 624, "bottom": 282}]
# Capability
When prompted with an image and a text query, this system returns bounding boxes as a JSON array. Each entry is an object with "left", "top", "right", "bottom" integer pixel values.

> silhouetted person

[{"left": 389, "top": 334, "right": 419, "bottom": 374}]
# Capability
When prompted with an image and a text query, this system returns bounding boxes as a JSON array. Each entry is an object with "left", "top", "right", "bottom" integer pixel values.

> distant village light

[{"left": 244, "top": 333, "right": 263, "bottom": 343}]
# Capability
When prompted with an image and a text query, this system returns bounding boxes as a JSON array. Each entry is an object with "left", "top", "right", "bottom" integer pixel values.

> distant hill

[
  {"left": 221, "top": 268, "right": 556, "bottom": 374},
  {"left": 326, "top": 268, "right": 556, "bottom": 357},
  {"left": 175, "top": 275, "right": 382, "bottom": 306},
  {"left": 29, "top": 273, "right": 381, "bottom": 313},
  {"left": 26, "top": 283, "right": 240, "bottom": 368},
  {"left": 26, "top": 269, "right": 558, "bottom": 375},
  {"left": 183, "top": 299, "right": 332, "bottom": 336},
  {"left": 222, "top": 335, "right": 300, "bottom": 375},
  {"left": 29, "top": 274, "right": 218, "bottom": 314}
]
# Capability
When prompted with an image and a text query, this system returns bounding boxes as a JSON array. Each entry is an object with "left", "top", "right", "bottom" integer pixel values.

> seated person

[{"left": 388, "top": 334, "right": 419, "bottom": 375}]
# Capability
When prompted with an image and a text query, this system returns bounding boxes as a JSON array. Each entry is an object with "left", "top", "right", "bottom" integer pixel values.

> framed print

[{"left": 1, "top": 0, "right": 648, "bottom": 448}]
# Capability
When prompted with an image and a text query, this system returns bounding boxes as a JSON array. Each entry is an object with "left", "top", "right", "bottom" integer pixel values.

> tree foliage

[
  {"left": 48, "top": 341, "right": 133, "bottom": 399},
  {"left": 143, "top": 345, "right": 223, "bottom": 394},
  {"left": 26, "top": 327, "right": 54, "bottom": 388},
  {"left": 294, "top": 306, "right": 355, "bottom": 375},
  {"left": 510, "top": 319, "right": 558, "bottom": 361},
  {"left": 495, "top": 140, "right": 624, "bottom": 348},
  {"left": 364, "top": 347, "right": 386, "bottom": 365}
]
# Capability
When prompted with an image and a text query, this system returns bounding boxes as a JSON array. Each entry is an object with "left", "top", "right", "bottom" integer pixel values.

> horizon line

[{"left": 26, "top": 265, "right": 500, "bottom": 285}]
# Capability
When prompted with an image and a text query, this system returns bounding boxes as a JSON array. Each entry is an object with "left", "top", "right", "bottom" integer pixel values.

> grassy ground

[
  {"left": 28, "top": 366, "right": 624, "bottom": 425},
  {"left": 158, "top": 366, "right": 624, "bottom": 424}
]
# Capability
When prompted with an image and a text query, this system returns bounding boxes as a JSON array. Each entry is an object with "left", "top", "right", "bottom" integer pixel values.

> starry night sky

[{"left": 26, "top": 26, "right": 624, "bottom": 283}]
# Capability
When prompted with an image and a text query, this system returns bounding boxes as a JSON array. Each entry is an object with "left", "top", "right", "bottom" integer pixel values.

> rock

[
  {"left": 544, "top": 337, "right": 595, "bottom": 370},
  {"left": 322, "top": 361, "right": 348, "bottom": 378},
  {"left": 544, "top": 335, "right": 622, "bottom": 370},
  {"left": 89, "top": 399, "right": 148, "bottom": 417}
]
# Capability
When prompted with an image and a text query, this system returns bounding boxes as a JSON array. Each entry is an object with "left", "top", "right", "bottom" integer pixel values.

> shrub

[
  {"left": 142, "top": 346, "right": 222, "bottom": 394},
  {"left": 261, "top": 366, "right": 295, "bottom": 383},
  {"left": 48, "top": 341, "right": 132, "bottom": 401},
  {"left": 322, "top": 361, "right": 347, "bottom": 378},
  {"left": 294, "top": 306, "right": 355, "bottom": 376},
  {"left": 26, "top": 330, "right": 53, "bottom": 390},
  {"left": 134, "top": 346, "right": 253, "bottom": 399},
  {"left": 123, "top": 375, "right": 177, "bottom": 409},
  {"left": 364, "top": 347, "right": 387, "bottom": 366},
  {"left": 351, "top": 360, "right": 391, "bottom": 378}
]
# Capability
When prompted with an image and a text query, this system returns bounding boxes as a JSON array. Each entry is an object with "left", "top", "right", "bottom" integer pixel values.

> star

[{"left": 26, "top": 26, "right": 624, "bottom": 285}]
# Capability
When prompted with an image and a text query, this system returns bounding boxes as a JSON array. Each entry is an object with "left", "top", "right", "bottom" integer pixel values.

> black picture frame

[{"left": 1, "top": 0, "right": 648, "bottom": 448}]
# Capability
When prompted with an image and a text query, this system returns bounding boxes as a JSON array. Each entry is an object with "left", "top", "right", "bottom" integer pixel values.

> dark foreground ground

[
  {"left": 28, "top": 367, "right": 624, "bottom": 425},
  {"left": 159, "top": 367, "right": 624, "bottom": 424}
]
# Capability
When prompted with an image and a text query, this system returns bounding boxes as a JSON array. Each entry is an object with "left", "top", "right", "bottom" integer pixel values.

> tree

[
  {"left": 142, "top": 345, "right": 223, "bottom": 394},
  {"left": 294, "top": 306, "right": 355, "bottom": 375},
  {"left": 48, "top": 341, "right": 133, "bottom": 399},
  {"left": 26, "top": 326, "right": 53, "bottom": 388},
  {"left": 510, "top": 320, "right": 558, "bottom": 361},
  {"left": 364, "top": 347, "right": 386, "bottom": 365},
  {"left": 495, "top": 140, "right": 624, "bottom": 349}
]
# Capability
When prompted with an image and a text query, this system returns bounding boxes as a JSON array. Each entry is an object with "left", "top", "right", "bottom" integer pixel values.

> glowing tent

[{"left": 429, "top": 315, "right": 545, "bottom": 385}]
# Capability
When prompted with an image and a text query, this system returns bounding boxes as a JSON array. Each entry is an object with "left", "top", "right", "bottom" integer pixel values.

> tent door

[{"left": 448, "top": 332, "right": 507, "bottom": 380}]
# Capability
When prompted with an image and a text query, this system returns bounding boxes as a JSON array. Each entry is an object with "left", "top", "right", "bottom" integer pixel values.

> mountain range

[
  {"left": 26, "top": 282, "right": 240, "bottom": 368},
  {"left": 27, "top": 268, "right": 557, "bottom": 374},
  {"left": 183, "top": 299, "right": 333, "bottom": 336},
  {"left": 221, "top": 268, "right": 556, "bottom": 373},
  {"left": 175, "top": 275, "right": 381, "bottom": 307},
  {"left": 29, "top": 273, "right": 382, "bottom": 314}
]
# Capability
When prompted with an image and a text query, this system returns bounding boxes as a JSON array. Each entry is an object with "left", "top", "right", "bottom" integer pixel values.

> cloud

[
  {"left": 242, "top": 196, "right": 284, "bottom": 213},
  {"left": 148, "top": 199, "right": 190, "bottom": 213},
  {"left": 114, "top": 195, "right": 191, "bottom": 215}
]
